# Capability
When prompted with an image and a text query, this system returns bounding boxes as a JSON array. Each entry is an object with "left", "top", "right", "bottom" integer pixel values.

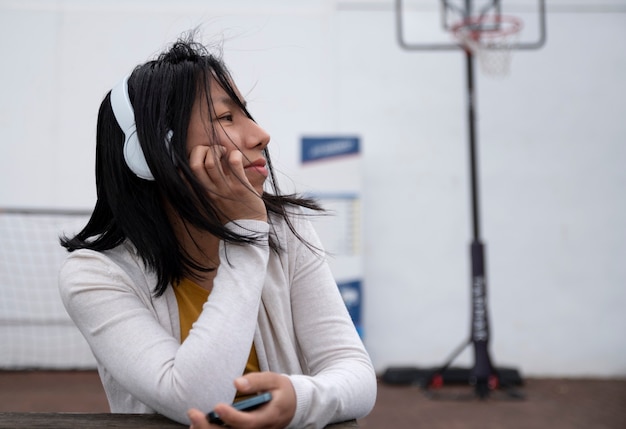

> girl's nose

[{"left": 246, "top": 118, "right": 270, "bottom": 150}]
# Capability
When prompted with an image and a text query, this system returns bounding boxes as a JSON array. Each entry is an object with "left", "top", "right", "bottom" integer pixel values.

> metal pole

[
  {"left": 466, "top": 48, "right": 481, "bottom": 241},
  {"left": 465, "top": 47, "right": 495, "bottom": 398}
]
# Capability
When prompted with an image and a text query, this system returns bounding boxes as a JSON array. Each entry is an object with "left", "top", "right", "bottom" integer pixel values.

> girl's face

[{"left": 186, "top": 77, "right": 271, "bottom": 195}]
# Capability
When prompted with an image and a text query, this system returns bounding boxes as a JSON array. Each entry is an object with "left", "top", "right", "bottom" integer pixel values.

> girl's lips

[{"left": 244, "top": 159, "right": 268, "bottom": 177}]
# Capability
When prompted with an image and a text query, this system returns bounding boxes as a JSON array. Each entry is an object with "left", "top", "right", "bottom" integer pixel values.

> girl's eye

[{"left": 219, "top": 113, "right": 233, "bottom": 122}]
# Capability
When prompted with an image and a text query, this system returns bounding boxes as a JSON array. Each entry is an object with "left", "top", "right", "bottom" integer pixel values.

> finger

[
  {"left": 226, "top": 148, "right": 244, "bottom": 171},
  {"left": 189, "top": 146, "right": 212, "bottom": 179},
  {"left": 188, "top": 145, "right": 223, "bottom": 173},
  {"left": 234, "top": 372, "right": 278, "bottom": 395},
  {"left": 225, "top": 150, "right": 250, "bottom": 186},
  {"left": 205, "top": 145, "right": 227, "bottom": 172},
  {"left": 187, "top": 408, "right": 213, "bottom": 429},
  {"left": 210, "top": 403, "right": 256, "bottom": 428},
  {"left": 229, "top": 150, "right": 262, "bottom": 192}
]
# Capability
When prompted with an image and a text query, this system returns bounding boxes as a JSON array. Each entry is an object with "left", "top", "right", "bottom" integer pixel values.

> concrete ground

[{"left": 0, "top": 371, "right": 624, "bottom": 428}]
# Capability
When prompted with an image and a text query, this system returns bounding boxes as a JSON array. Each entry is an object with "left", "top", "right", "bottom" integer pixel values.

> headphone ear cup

[
  {"left": 111, "top": 75, "right": 156, "bottom": 181},
  {"left": 123, "top": 128, "right": 155, "bottom": 181}
]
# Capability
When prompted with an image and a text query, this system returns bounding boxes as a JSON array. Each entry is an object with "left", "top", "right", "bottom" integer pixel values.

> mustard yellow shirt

[{"left": 173, "top": 278, "right": 259, "bottom": 379}]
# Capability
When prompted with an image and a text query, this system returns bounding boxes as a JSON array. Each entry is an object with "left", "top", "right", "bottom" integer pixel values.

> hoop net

[{"left": 452, "top": 15, "right": 523, "bottom": 77}]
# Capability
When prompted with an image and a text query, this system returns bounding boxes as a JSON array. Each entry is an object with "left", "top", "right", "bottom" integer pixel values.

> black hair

[{"left": 60, "top": 32, "right": 322, "bottom": 297}]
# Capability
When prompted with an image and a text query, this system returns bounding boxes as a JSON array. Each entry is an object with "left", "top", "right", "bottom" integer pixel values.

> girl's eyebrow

[{"left": 217, "top": 96, "right": 247, "bottom": 109}]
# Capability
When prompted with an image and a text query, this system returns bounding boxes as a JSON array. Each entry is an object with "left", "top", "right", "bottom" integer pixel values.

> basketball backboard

[{"left": 396, "top": 0, "right": 546, "bottom": 51}]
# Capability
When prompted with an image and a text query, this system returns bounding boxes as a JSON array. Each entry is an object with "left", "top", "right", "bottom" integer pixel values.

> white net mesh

[
  {"left": 453, "top": 15, "right": 523, "bottom": 76},
  {"left": 0, "top": 209, "right": 97, "bottom": 369}
]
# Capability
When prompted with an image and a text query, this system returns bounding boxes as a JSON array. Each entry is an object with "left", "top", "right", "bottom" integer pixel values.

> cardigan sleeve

[
  {"left": 284, "top": 217, "right": 377, "bottom": 428},
  {"left": 58, "top": 220, "right": 270, "bottom": 424}
]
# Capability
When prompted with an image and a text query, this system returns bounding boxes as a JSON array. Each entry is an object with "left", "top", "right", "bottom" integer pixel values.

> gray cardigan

[{"left": 59, "top": 216, "right": 376, "bottom": 428}]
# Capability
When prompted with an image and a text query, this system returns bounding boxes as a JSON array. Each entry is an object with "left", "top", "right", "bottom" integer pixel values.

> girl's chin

[{"left": 246, "top": 172, "right": 268, "bottom": 193}]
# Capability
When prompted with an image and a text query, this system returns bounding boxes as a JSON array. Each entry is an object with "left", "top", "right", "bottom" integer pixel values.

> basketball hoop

[{"left": 452, "top": 15, "right": 523, "bottom": 77}]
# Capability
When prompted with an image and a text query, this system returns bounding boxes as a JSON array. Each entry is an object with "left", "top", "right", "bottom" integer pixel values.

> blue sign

[
  {"left": 337, "top": 279, "right": 363, "bottom": 338},
  {"left": 301, "top": 136, "right": 360, "bottom": 164}
]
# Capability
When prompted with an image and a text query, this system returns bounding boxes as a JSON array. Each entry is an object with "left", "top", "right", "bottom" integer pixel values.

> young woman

[{"left": 59, "top": 34, "right": 376, "bottom": 428}]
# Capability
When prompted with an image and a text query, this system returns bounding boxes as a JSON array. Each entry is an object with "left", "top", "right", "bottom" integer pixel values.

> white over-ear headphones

[{"left": 110, "top": 75, "right": 155, "bottom": 181}]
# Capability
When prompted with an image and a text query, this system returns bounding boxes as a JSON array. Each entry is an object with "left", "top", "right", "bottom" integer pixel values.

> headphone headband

[{"left": 110, "top": 75, "right": 155, "bottom": 181}]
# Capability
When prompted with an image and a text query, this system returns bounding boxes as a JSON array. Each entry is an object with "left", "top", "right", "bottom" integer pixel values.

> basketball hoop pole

[
  {"left": 464, "top": 46, "right": 496, "bottom": 397},
  {"left": 417, "top": 45, "right": 500, "bottom": 399}
]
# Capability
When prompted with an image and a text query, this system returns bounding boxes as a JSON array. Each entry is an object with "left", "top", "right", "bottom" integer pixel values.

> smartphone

[{"left": 206, "top": 392, "right": 272, "bottom": 426}]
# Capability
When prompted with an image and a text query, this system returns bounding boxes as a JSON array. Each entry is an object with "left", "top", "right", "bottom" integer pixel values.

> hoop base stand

[
  {"left": 381, "top": 240, "right": 524, "bottom": 400},
  {"left": 380, "top": 364, "right": 524, "bottom": 398},
  {"left": 381, "top": 45, "right": 525, "bottom": 401}
]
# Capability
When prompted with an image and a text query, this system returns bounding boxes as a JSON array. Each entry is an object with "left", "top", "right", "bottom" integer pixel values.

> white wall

[{"left": 1, "top": 0, "right": 624, "bottom": 377}]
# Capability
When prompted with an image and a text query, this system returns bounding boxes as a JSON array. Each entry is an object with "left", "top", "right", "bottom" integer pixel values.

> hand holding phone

[{"left": 206, "top": 392, "right": 272, "bottom": 426}]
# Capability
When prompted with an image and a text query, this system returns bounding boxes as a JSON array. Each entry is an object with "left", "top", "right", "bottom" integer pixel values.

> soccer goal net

[{"left": 0, "top": 208, "right": 97, "bottom": 369}]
